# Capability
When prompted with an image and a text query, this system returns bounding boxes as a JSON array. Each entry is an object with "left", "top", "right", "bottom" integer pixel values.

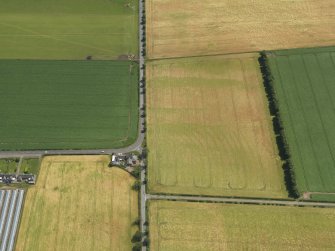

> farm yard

[
  {"left": 146, "top": 0, "right": 335, "bottom": 59},
  {"left": 268, "top": 46, "right": 335, "bottom": 200},
  {"left": 146, "top": 54, "right": 286, "bottom": 198},
  {"left": 16, "top": 156, "right": 138, "bottom": 251},
  {"left": 0, "top": 0, "right": 138, "bottom": 60},
  {"left": 0, "top": 60, "right": 138, "bottom": 150},
  {"left": 148, "top": 200, "right": 335, "bottom": 251}
]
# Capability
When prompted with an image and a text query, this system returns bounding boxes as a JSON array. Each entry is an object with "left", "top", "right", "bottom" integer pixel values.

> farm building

[{"left": 110, "top": 153, "right": 139, "bottom": 167}]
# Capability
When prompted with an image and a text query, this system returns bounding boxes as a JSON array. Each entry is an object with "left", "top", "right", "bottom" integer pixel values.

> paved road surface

[{"left": 146, "top": 194, "right": 335, "bottom": 208}]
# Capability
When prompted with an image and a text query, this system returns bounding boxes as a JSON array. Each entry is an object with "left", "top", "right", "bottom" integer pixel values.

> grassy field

[
  {"left": 0, "top": 60, "right": 138, "bottom": 150},
  {"left": 268, "top": 47, "right": 335, "bottom": 196},
  {"left": 21, "top": 158, "right": 40, "bottom": 175},
  {"left": 149, "top": 200, "right": 335, "bottom": 251},
  {"left": 16, "top": 156, "right": 138, "bottom": 251},
  {"left": 0, "top": 158, "right": 39, "bottom": 174},
  {"left": 147, "top": 54, "right": 286, "bottom": 198},
  {"left": 0, "top": 0, "right": 138, "bottom": 60},
  {"left": 0, "top": 158, "right": 18, "bottom": 173},
  {"left": 146, "top": 0, "right": 335, "bottom": 59},
  {"left": 310, "top": 194, "right": 335, "bottom": 202}
]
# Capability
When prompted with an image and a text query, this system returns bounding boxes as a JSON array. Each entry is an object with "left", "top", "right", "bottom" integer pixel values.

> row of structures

[
  {"left": 0, "top": 189, "right": 25, "bottom": 251},
  {"left": 0, "top": 174, "right": 36, "bottom": 185}
]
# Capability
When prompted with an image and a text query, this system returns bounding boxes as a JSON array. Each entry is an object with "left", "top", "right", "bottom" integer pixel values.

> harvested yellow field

[
  {"left": 149, "top": 200, "right": 335, "bottom": 251},
  {"left": 146, "top": 0, "right": 335, "bottom": 59},
  {"left": 16, "top": 156, "right": 138, "bottom": 251},
  {"left": 147, "top": 54, "right": 286, "bottom": 198}
]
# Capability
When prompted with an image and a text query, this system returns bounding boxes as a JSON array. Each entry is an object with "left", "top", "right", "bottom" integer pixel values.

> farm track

[
  {"left": 0, "top": 189, "right": 25, "bottom": 251},
  {"left": 0, "top": 138, "right": 144, "bottom": 158},
  {"left": 146, "top": 194, "right": 335, "bottom": 208}
]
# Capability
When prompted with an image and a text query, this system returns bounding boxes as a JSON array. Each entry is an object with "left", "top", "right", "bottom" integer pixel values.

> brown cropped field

[
  {"left": 149, "top": 200, "right": 335, "bottom": 251},
  {"left": 146, "top": 0, "right": 335, "bottom": 59},
  {"left": 16, "top": 156, "right": 138, "bottom": 251},
  {"left": 147, "top": 54, "right": 286, "bottom": 198}
]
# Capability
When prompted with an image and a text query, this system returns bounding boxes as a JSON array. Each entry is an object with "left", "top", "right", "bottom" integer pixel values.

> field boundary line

[
  {"left": 146, "top": 51, "right": 261, "bottom": 62},
  {"left": 147, "top": 45, "right": 335, "bottom": 62},
  {"left": 146, "top": 194, "right": 335, "bottom": 208}
]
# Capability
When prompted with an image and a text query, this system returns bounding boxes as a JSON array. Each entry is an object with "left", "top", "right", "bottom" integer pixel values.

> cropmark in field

[
  {"left": 146, "top": 0, "right": 335, "bottom": 59},
  {"left": 16, "top": 156, "right": 138, "bottom": 251},
  {"left": 149, "top": 200, "right": 335, "bottom": 251},
  {"left": 268, "top": 46, "right": 335, "bottom": 201},
  {"left": 147, "top": 54, "right": 286, "bottom": 198}
]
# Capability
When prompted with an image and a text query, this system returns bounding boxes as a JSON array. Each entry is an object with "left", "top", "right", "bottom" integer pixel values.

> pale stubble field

[
  {"left": 16, "top": 156, "right": 138, "bottom": 251},
  {"left": 146, "top": 0, "right": 335, "bottom": 59},
  {"left": 147, "top": 54, "right": 286, "bottom": 198}
]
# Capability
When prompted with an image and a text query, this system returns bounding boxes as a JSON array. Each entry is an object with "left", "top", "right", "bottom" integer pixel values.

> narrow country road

[
  {"left": 146, "top": 194, "right": 335, "bottom": 208},
  {"left": 138, "top": 1, "right": 148, "bottom": 251},
  {"left": 0, "top": 138, "right": 145, "bottom": 158}
]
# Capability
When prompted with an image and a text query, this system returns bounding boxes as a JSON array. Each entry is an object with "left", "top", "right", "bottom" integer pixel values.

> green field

[
  {"left": 0, "top": 0, "right": 138, "bottom": 60},
  {"left": 21, "top": 158, "right": 40, "bottom": 175},
  {"left": 0, "top": 158, "right": 18, "bottom": 173},
  {"left": 149, "top": 200, "right": 335, "bottom": 251},
  {"left": 268, "top": 47, "right": 335, "bottom": 199},
  {"left": 310, "top": 194, "right": 335, "bottom": 202},
  {"left": 16, "top": 156, "right": 138, "bottom": 251},
  {"left": 147, "top": 54, "right": 286, "bottom": 198},
  {"left": 0, "top": 60, "right": 138, "bottom": 150},
  {"left": 0, "top": 158, "right": 39, "bottom": 174}
]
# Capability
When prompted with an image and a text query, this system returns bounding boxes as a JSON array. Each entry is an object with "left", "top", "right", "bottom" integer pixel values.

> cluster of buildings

[
  {"left": 110, "top": 153, "right": 140, "bottom": 167},
  {"left": 0, "top": 174, "right": 36, "bottom": 185}
]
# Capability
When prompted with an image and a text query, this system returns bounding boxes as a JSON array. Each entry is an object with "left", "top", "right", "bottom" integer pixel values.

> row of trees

[
  {"left": 259, "top": 51, "right": 299, "bottom": 198},
  {"left": 131, "top": 147, "right": 148, "bottom": 250},
  {"left": 132, "top": 2, "right": 149, "bottom": 250}
]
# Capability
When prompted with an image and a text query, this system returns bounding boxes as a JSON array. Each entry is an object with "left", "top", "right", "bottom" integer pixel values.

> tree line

[{"left": 258, "top": 51, "right": 299, "bottom": 198}]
